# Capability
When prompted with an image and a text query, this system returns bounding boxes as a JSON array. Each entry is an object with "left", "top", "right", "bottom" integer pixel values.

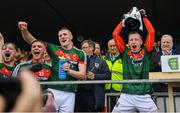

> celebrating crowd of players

[{"left": 0, "top": 12, "right": 180, "bottom": 112}]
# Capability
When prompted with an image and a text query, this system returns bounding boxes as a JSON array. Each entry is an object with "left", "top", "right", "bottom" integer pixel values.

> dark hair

[
  {"left": 94, "top": 41, "right": 100, "bottom": 45},
  {"left": 30, "top": 39, "right": 47, "bottom": 48},
  {"left": 57, "top": 27, "right": 75, "bottom": 39},
  {"left": 107, "top": 38, "right": 114, "bottom": 44},
  {"left": 128, "top": 30, "right": 144, "bottom": 40},
  {"left": 58, "top": 27, "right": 73, "bottom": 35}
]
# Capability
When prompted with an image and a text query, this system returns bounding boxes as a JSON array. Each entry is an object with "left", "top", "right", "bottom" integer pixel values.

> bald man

[
  {"left": 150, "top": 34, "right": 179, "bottom": 72},
  {"left": 150, "top": 34, "right": 180, "bottom": 92}
]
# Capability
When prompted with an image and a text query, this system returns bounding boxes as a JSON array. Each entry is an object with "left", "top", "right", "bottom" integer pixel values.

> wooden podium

[{"left": 149, "top": 72, "right": 180, "bottom": 112}]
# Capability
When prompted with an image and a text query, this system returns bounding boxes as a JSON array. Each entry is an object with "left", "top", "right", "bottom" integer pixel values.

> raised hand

[
  {"left": 163, "top": 48, "right": 171, "bottom": 55},
  {"left": 17, "top": 21, "right": 36, "bottom": 45},
  {"left": 63, "top": 62, "right": 70, "bottom": 72},
  {"left": 0, "top": 32, "right": 4, "bottom": 42},
  {"left": 18, "top": 21, "right": 28, "bottom": 31}
]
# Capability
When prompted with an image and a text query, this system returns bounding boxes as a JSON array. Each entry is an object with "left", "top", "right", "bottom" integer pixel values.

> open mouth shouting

[
  {"left": 3, "top": 51, "right": 13, "bottom": 62},
  {"left": 32, "top": 51, "right": 42, "bottom": 58},
  {"left": 61, "top": 39, "right": 67, "bottom": 43},
  {"left": 60, "top": 39, "right": 68, "bottom": 45},
  {"left": 130, "top": 44, "right": 138, "bottom": 53},
  {"left": 5, "top": 52, "right": 11, "bottom": 57}
]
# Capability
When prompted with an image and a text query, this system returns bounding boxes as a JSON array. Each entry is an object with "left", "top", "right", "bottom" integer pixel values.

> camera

[
  {"left": 0, "top": 63, "right": 43, "bottom": 112},
  {"left": 0, "top": 78, "right": 21, "bottom": 112},
  {"left": 122, "top": 7, "right": 143, "bottom": 31}
]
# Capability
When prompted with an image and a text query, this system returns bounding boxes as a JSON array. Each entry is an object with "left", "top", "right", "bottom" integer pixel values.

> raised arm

[
  {"left": 112, "top": 22, "right": 125, "bottom": 53},
  {"left": 0, "top": 32, "right": 4, "bottom": 63},
  {"left": 143, "top": 18, "right": 155, "bottom": 52},
  {"left": 18, "top": 21, "right": 36, "bottom": 45}
]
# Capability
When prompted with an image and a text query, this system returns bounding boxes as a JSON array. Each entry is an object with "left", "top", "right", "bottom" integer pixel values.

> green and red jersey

[
  {"left": 47, "top": 43, "right": 86, "bottom": 92},
  {"left": 12, "top": 60, "right": 52, "bottom": 81},
  {"left": 122, "top": 47, "right": 153, "bottom": 94},
  {"left": 113, "top": 17, "right": 155, "bottom": 95},
  {"left": 12, "top": 60, "right": 52, "bottom": 91},
  {"left": 0, "top": 63, "right": 15, "bottom": 78}
]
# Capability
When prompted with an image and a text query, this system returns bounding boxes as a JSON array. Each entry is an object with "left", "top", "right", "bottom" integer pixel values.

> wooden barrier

[{"left": 149, "top": 72, "right": 180, "bottom": 112}]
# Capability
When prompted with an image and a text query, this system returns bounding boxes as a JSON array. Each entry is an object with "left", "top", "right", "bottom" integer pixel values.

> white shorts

[
  {"left": 112, "top": 93, "right": 158, "bottom": 113},
  {"left": 47, "top": 88, "right": 75, "bottom": 112}
]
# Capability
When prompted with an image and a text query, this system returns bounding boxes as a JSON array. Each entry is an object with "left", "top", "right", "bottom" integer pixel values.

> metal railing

[
  {"left": 40, "top": 79, "right": 180, "bottom": 112},
  {"left": 40, "top": 79, "right": 180, "bottom": 85}
]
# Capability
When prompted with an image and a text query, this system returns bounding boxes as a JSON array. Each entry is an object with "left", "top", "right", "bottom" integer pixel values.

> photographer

[
  {"left": 0, "top": 69, "right": 42, "bottom": 112},
  {"left": 112, "top": 7, "right": 158, "bottom": 113}
]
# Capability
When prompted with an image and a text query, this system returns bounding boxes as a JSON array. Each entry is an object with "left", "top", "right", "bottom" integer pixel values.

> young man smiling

[
  {"left": 12, "top": 40, "right": 52, "bottom": 81},
  {"left": 18, "top": 21, "right": 86, "bottom": 112}
]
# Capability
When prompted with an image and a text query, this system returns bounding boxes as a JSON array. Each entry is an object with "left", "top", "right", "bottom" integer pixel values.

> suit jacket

[
  {"left": 77, "top": 55, "right": 111, "bottom": 109},
  {"left": 150, "top": 48, "right": 180, "bottom": 72}
]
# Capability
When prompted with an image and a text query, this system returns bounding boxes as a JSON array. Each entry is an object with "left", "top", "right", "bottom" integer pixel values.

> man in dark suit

[
  {"left": 150, "top": 34, "right": 180, "bottom": 92},
  {"left": 150, "top": 34, "right": 180, "bottom": 72},
  {"left": 75, "top": 40, "right": 111, "bottom": 112}
]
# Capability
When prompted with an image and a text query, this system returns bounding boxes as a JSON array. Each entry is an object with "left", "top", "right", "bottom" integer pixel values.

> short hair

[
  {"left": 161, "top": 34, "right": 173, "bottom": 40},
  {"left": 57, "top": 27, "right": 74, "bottom": 38},
  {"left": 94, "top": 41, "right": 101, "bottom": 49},
  {"left": 2, "top": 42, "right": 18, "bottom": 51},
  {"left": 81, "top": 40, "right": 95, "bottom": 50},
  {"left": 161, "top": 34, "right": 173, "bottom": 47},
  {"left": 58, "top": 27, "right": 71, "bottom": 32},
  {"left": 58, "top": 27, "right": 73, "bottom": 35},
  {"left": 94, "top": 41, "right": 100, "bottom": 45},
  {"left": 107, "top": 38, "right": 114, "bottom": 44},
  {"left": 128, "top": 30, "right": 143, "bottom": 39},
  {"left": 30, "top": 39, "right": 47, "bottom": 48}
]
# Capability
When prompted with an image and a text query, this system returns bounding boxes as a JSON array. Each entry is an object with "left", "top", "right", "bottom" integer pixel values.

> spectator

[
  {"left": 94, "top": 42, "right": 102, "bottom": 57},
  {"left": 150, "top": 34, "right": 180, "bottom": 72},
  {"left": 104, "top": 38, "right": 123, "bottom": 111},
  {"left": 0, "top": 33, "right": 18, "bottom": 78},
  {"left": 16, "top": 52, "right": 30, "bottom": 64},
  {"left": 14, "top": 48, "right": 22, "bottom": 65},
  {"left": 18, "top": 21, "right": 86, "bottom": 112},
  {"left": 153, "top": 41, "right": 160, "bottom": 52},
  {"left": 75, "top": 40, "right": 111, "bottom": 112},
  {"left": 150, "top": 34, "right": 180, "bottom": 92},
  {"left": 112, "top": 17, "right": 158, "bottom": 112},
  {"left": 43, "top": 51, "right": 52, "bottom": 67}
]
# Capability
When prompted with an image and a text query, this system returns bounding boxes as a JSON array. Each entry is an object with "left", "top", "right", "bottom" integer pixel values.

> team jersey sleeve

[
  {"left": 47, "top": 43, "right": 60, "bottom": 58},
  {"left": 78, "top": 50, "right": 87, "bottom": 65},
  {"left": 112, "top": 21, "right": 126, "bottom": 53},
  {"left": 143, "top": 18, "right": 155, "bottom": 52}
]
